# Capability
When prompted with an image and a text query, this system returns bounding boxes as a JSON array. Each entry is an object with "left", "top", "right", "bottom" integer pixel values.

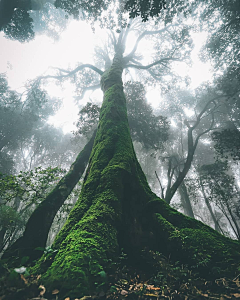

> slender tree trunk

[
  {"left": 214, "top": 180, "right": 240, "bottom": 239},
  {"left": 165, "top": 131, "right": 195, "bottom": 204},
  {"left": 199, "top": 178, "right": 223, "bottom": 234},
  {"left": 2, "top": 131, "right": 96, "bottom": 261},
  {"left": 178, "top": 181, "right": 194, "bottom": 218},
  {"left": 0, "top": 227, "right": 7, "bottom": 253},
  {"left": 29, "top": 51, "right": 240, "bottom": 298},
  {"left": 225, "top": 203, "right": 240, "bottom": 240}
]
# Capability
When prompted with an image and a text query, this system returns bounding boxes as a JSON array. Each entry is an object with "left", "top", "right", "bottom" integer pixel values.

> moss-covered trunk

[
  {"left": 31, "top": 51, "right": 240, "bottom": 298},
  {"left": 2, "top": 131, "right": 96, "bottom": 262}
]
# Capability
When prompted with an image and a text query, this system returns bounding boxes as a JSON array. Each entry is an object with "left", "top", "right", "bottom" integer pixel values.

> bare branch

[
  {"left": 125, "top": 57, "right": 183, "bottom": 70},
  {"left": 74, "top": 84, "right": 101, "bottom": 101},
  {"left": 124, "top": 24, "right": 180, "bottom": 62},
  {"left": 37, "top": 64, "right": 104, "bottom": 82},
  {"left": 194, "top": 112, "right": 215, "bottom": 150}
]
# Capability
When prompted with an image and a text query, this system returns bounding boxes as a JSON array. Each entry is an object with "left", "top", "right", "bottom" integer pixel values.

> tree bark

[
  {"left": 28, "top": 52, "right": 240, "bottom": 298},
  {"left": 2, "top": 131, "right": 96, "bottom": 261}
]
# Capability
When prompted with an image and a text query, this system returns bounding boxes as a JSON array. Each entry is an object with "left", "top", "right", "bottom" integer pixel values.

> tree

[
  {"left": 0, "top": 74, "right": 59, "bottom": 174},
  {"left": 199, "top": 0, "right": 240, "bottom": 139},
  {"left": 199, "top": 0, "right": 240, "bottom": 92},
  {"left": 8, "top": 25, "right": 236, "bottom": 298},
  {"left": 198, "top": 161, "right": 240, "bottom": 240},
  {"left": 212, "top": 129, "right": 240, "bottom": 163},
  {"left": 155, "top": 91, "right": 220, "bottom": 205},
  {"left": 2, "top": 18, "right": 189, "bottom": 259}
]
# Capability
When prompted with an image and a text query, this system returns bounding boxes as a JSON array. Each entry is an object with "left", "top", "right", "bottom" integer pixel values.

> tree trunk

[
  {"left": 2, "top": 131, "right": 96, "bottom": 261},
  {"left": 199, "top": 177, "right": 223, "bottom": 234},
  {"left": 0, "top": 227, "right": 7, "bottom": 253},
  {"left": 179, "top": 181, "right": 194, "bottom": 218},
  {"left": 30, "top": 52, "right": 240, "bottom": 298}
]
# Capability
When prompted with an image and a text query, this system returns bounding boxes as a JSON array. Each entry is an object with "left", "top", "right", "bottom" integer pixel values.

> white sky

[{"left": 0, "top": 19, "right": 212, "bottom": 132}]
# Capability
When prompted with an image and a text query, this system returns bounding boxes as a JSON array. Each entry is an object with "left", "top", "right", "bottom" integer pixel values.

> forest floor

[{"left": 0, "top": 249, "right": 240, "bottom": 300}]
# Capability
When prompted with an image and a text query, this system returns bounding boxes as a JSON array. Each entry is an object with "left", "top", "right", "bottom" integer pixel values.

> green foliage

[
  {"left": 30, "top": 3, "right": 69, "bottom": 40},
  {"left": 212, "top": 129, "right": 240, "bottom": 162},
  {"left": 0, "top": 166, "right": 66, "bottom": 251},
  {"left": 55, "top": 0, "right": 110, "bottom": 20},
  {"left": 75, "top": 102, "right": 100, "bottom": 138},
  {"left": 0, "top": 167, "right": 66, "bottom": 205},
  {"left": 197, "top": 161, "right": 240, "bottom": 239},
  {"left": 3, "top": 9, "right": 34, "bottom": 42},
  {"left": 198, "top": 161, "right": 237, "bottom": 206},
  {"left": 198, "top": 0, "right": 240, "bottom": 99},
  {"left": 0, "top": 74, "right": 60, "bottom": 174},
  {"left": 125, "top": 0, "right": 166, "bottom": 21}
]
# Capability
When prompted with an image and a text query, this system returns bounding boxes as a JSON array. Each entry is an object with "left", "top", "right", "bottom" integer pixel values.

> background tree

[
  {"left": 0, "top": 74, "right": 60, "bottom": 174},
  {"left": 198, "top": 161, "right": 240, "bottom": 240},
  {"left": 0, "top": 166, "right": 66, "bottom": 252}
]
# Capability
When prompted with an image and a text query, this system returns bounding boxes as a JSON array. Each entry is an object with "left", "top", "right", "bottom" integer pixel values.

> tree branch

[
  {"left": 125, "top": 57, "right": 182, "bottom": 70},
  {"left": 37, "top": 64, "right": 104, "bottom": 82},
  {"left": 124, "top": 24, "right": 180, "bottom": 62},
  {"left": 74, "top": 84, "right": 101, "bottom": 101}
]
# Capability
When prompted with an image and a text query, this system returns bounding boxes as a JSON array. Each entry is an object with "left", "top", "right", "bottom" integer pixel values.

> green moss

[
  {"left": 147, "top": 198, "right": 240, "bottom": 276},
  {"left": 33, "top": 61, "right": 142, "bottom": 296}
]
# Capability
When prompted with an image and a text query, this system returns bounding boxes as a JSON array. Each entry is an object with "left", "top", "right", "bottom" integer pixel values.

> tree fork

[{"left": 2, "top": 130, "right": 96, "bottom": 262}]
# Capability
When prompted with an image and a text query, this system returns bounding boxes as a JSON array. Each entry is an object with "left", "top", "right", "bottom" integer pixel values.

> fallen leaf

[
  {"left": 64, "top": 298, "right": 70, "bottom": 300},
  {"left": 20, "top": 274, "right": 28, "bottom": 284},
  {"left": 52, "top": 289, "right": 59, "bottom": 295},
  {"left": 150, "top": 286, "right": 161, "bottom": 291},
  {"left": 236, "top": 279, "right": 240, "bottom": 288},
  {"left": 121, "top": 290, "right": 128, "bottom": 295},
  {"left": 233, "top": 294, "right": 240, "bottom": 298},
  {"left": 39, "top": 285, "right": 46, "bottom": 296}
]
